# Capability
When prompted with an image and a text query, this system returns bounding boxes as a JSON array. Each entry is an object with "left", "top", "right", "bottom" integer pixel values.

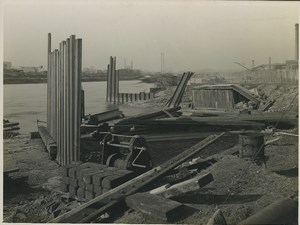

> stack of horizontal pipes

[
  {"left": 106, "top": 56, "right": 119, "bottom": 103},
  {"left": 47, "top": 33, "right": 82, "bottom": 165}
]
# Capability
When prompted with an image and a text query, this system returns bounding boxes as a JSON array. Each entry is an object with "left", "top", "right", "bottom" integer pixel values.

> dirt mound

[{"left": 256, "top": 84, "right": 298, "bottom": 112}]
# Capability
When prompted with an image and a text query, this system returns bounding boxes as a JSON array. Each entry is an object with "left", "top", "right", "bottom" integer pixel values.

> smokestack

[
  {"left": 252, "top": 60, "right": 255, "bottom": 69},
  {"left": 161, "top": 52, "right": 165, "bottom": 73},
  {"left": 269, "top": 57, "right": 271, "bottom": 69},
  {"left": 295, "top": 23, "right": 299, "bottom": 61}
]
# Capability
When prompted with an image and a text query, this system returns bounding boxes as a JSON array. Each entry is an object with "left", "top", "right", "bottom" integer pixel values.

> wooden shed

[{"left": 192, "top": 84, "right": 260, "bottom": 111}]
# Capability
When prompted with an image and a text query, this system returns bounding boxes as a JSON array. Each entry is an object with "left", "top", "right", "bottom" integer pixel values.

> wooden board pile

[{"left": 60, "top": 162, "right": 136, "bottom": 201}]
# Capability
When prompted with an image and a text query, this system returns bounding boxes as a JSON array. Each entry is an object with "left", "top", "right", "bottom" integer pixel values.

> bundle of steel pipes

[
  {"left": 106, "top": 56, "right": 119, "bottom": 103},
  {"left": 47, "top": 33, "right": 82, "bottom": 165}
]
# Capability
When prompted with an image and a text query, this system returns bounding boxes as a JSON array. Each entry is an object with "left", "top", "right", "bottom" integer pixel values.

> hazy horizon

[{"left": 3, "top": 0, "right": 299, "bottom": 73}]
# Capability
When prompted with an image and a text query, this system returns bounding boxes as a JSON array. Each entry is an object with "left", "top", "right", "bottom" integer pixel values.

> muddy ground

[{"left": 2, "top": 84, "right": 298, "bottom": 224}]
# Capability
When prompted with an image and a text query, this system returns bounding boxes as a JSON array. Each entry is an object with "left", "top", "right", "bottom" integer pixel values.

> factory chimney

[{"left": 295, "top": 23, "right": 299, "bottom": 61}]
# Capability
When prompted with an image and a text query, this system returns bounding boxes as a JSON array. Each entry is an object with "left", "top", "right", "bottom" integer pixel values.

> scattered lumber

[
  {"left": 123, "top": 117, "right": 266, "bottom": 130},
  {"left": 275, "top": 131, "right": 298, "bottom": 137},
  {"left": 125, "top": 192, "right": 185, "bottom": 221},
  {"left": 3, "top": 122, "right": 19, "bottom": 128},
  {"left": 112, "top": 107, "right": 181, "bottom": 133},
  {"left": 3, "top": 126, "right": 20, "bottom": 132},
  {"left": 38, "top": 125, "right": 57, "bottom": 160},
  {"left": 149, "top": 173, "right": 213, "bottom": 199},
  {"left": 259, "top": 99, "right": 275, "bottom": 112},
  {"left": 264, "top": 137, "right": 281, "bottom": 146},
  {"left": 238, "top": 198, "right": 297, "bottom": 225},
  {"left": 49, "top": 133, "right": 224, "bottom": 223},
  {"left": 85, "top": 108, "right": 124, "bottom": 125}
]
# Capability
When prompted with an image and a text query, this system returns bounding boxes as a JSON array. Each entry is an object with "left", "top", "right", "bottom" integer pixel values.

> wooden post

[
  {"left": 47, "top": 33, "right": 51, "bottom": 131},
  {"left": 149, "top": 173, "right": 213, "bottom": 199}
]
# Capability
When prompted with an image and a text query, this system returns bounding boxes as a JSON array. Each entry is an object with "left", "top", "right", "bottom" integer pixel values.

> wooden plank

[
  {"left": 125, "top": 192, "right": 185, "bottom": 221},
  {"left": 149, "top": 173, "right": 213, "bottom": 198},
  {"left": 38, "top": 125, "right": 57, "bottom": 160},
  {"left": 87, "top": 108, "right": 123, "bottom": 124},
  {"left": 3, "top": 122, "right": 19, "bottom": 128},
  {"left": 3, "top": 126, "right": 20, "bottom": 132},
  {"left": 49, "top": 133, "right": 224, "bottom": 223}
]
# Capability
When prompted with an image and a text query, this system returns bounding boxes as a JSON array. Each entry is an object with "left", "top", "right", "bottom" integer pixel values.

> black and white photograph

[{"left": 2, "top": 0, "right": 299, "bottom": 224}]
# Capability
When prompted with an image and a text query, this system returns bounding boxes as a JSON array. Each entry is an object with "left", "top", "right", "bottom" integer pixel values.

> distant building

[
  {"left": 285, "top": 60, "right": 298, "bottom": 70},
  {"left": 19, "top": 66, "right": 43, "bottom": 73},
  {"left": 83, "top": 66, "right": 97, "bottom": 73},
  {"left": 4, "top": 61, "right": 12, "bottom": 69}
]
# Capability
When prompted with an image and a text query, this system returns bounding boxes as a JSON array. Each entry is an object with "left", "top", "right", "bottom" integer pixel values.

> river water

[{"left": 4, "top": 80, "right": 155, "bottom": 134}]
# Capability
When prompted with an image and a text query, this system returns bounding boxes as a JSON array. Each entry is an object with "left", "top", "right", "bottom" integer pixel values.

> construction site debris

[
  {"left": 149, "top": 173, "right": 213, "bottom": 199},
  {"left": 125, "top": 192, "right": 185, "bottom": 221},
  {"left": 49, "top": 133, "right": 224, "bottom": 223}
]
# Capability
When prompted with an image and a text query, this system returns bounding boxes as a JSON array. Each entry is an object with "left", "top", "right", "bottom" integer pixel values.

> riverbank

[{"left": 4, "top": 69, "right": 158, "bottom": 85}]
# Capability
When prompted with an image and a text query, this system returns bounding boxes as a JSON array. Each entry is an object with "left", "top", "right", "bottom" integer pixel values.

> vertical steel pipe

[
  {"left": 74, "top": 38, "right": 82, "bottom": 162},
  {"left": 108, "top": 56, "right": 113, "bottom": 102},
  {"left": 116, "top": 69, "right": 119, "bottom": 103},
  {"left": 65, "top": 38, "right": 70, "bottom": 165},
  {"left": 69, "top": 35, "right": 76, "bottom": 162},
  {"left": 55, "top": 48, "right": 61, "bottom": 162},
  {"left": 106, "top": 64, "right": 110, "bottom": 102},
  {"left": 112, "top": 57, "right": 116, "bottom": 103},
  {"left": 47, "top": 33, "right": 51, "bottom": 131}
]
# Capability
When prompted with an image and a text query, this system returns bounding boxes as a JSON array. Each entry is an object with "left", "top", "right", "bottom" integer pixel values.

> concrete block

[
  {"left": 69, "top": 185, "right": 79, "bottom": 197},
  {"left": 85, "top": 191, "right": 95, "bottom": 200},
  {"left": 60, "top": 182, "right": 69, "bottom": 193},
  {"left": 69, "top": 178, "right": 78, "bottom": 187}
]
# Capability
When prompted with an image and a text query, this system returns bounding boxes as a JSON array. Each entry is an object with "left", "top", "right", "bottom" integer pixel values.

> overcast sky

[{"left": 3, "top": 0, "right": 299, "bottom": 72}]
